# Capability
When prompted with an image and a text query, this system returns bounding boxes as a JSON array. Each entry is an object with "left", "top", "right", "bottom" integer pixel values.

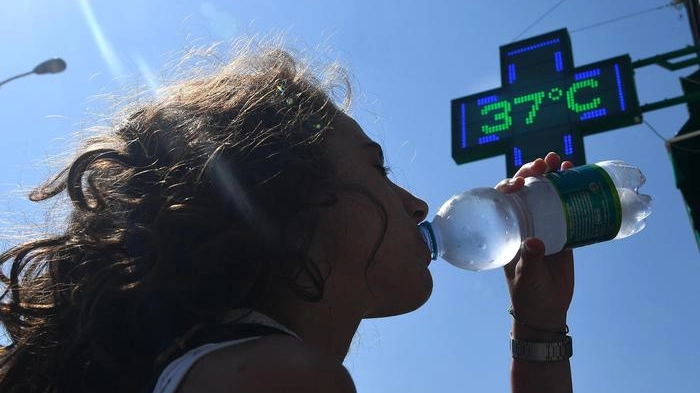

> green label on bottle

[{"left": 544, "top": 164, "right": 622, "bottom": 248}]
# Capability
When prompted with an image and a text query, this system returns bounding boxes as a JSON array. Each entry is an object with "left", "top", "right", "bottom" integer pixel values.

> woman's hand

[{"left": 495, "top": 152, "right": 575, "bottom": 338}]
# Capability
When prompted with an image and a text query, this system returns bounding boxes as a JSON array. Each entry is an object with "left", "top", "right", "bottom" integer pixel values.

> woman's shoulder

[{"left": 175, "top": 334, "right": 357, "bottom": 393}]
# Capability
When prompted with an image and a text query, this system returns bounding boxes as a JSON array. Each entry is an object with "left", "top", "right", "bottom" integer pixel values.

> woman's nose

[{"left": 400, "top": 187, "right": 429, "bottom": 223}]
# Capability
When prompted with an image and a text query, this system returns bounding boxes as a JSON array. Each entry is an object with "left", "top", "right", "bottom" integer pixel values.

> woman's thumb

[{"left": 520, "top": 237, "right": 546, "bottom": 269}]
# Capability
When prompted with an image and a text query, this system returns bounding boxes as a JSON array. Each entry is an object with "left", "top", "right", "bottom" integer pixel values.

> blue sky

[{"left": 1, "top": 1, "right": 698, "bottom": 391}]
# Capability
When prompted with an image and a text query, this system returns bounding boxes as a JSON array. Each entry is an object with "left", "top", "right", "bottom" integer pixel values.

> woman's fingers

[
  {"left": 514, "top": 158, "right": 546, "bottom": 178},
  {"left": 543, "top": 152, "right": 561, "bottom": 172},
  {"left": 497, "top": 152, "right": 572, "bottom": 193},
  {"left": 495, "top": 175, "right": 524, "bottom": 193}
]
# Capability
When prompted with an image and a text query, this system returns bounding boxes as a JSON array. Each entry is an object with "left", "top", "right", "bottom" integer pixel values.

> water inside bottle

[{"left": 434, "top": 189, "right": 523, "bottom": 271}]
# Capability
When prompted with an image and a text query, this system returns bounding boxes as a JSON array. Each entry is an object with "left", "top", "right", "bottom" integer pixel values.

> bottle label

[{"left": 544, "top": 164, "right": 622, "bottom": 248}]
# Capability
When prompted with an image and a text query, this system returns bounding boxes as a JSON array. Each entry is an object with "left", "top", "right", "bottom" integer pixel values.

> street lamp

[{"left": 0, "top": 58, "right": 67, "bottom": 88}]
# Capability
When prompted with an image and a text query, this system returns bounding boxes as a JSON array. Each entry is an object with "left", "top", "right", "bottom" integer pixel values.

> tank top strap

[{"left": 147, "top": 311, "right": 298, "bottom": 393}]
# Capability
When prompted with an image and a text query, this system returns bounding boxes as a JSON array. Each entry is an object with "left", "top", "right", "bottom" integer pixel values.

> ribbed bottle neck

[{"left": 506, "top": 190, "right": 534, "bottom": 240}]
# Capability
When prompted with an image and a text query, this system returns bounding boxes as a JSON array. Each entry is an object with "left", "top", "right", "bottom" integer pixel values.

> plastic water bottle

[{"left": 418, "top": 161, "right": 652, "bottom": 272}]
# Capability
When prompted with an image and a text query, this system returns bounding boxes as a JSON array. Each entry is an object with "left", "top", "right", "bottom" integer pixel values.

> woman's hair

[{"left": 0, "top": 40, "right": 351, "bottom": 393}]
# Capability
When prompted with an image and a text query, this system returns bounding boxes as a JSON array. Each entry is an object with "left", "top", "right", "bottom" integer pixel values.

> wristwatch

[{"left": 510, "top": 335, "right": 573, "bottom": 362}]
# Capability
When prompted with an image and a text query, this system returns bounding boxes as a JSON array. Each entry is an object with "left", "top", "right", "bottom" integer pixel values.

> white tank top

[{"left": 151, "top": 310, "right": 298, "bottom": 393}]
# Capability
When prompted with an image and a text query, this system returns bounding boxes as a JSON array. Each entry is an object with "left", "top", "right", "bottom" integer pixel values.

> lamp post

[{"left": 0, "top": 58, "right": 66, "bottom": 88}]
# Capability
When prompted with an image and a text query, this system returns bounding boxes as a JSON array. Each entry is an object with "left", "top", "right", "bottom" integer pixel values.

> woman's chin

[{"left": 365, "top": 283, "right": 433, "bottom": 319}]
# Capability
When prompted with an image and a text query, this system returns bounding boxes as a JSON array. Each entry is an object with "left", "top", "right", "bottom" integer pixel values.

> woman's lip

[
  {"left": 417, "top": 232, "right": 432, "bottom": 265},
  {"left": 416, "top": 227, "right": 433, "bottom": 266}
]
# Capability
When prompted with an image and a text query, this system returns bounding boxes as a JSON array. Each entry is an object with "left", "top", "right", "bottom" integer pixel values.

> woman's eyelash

[{"left": 376, "top": 165, "right": 392, "bottom": 176}]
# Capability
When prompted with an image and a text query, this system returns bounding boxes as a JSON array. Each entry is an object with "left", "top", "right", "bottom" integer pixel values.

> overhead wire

[
  {"left": 512, "top": 1, "right": 678, "bottom": 41},
  {"left": 570, "top": 3, "right": 678, "bottom": 34},
  {"left": 512, "top": 0, "right": 570, "bottom": 41},
  {"left": 644, "top": 120, "right": 700, "bottom": 153},
  {"left": 644, "top": 120, "right": 673, "bottom": 142}
]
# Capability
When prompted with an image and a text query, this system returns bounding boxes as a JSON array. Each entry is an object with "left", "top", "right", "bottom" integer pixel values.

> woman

[{"left": 0, "top": 43, "right": 574, "bottom": 393}]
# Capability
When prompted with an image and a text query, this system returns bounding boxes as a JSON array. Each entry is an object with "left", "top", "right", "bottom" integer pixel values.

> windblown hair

[{"left": 0, "top": 42, "right": 351, "bottom": 393}]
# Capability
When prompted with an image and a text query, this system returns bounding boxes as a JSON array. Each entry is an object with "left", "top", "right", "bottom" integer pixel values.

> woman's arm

[
  {"left": 508, "top": 241, "right": 573, "bottom": 393},
  {"left": 497, "top": 153, "right": 575, "bottom": 393}
]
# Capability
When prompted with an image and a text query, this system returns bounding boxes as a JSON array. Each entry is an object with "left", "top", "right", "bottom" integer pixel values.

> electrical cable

[
  {"left": 645, "top": 120, "right": 700, "bottom": 153},
  {"left": 644, "top": 119, "right": 672, "bottom": 142},
  {"left": 513, "top": 1, "right": 677, "bottom": 41},
  {"left": 512, "top": 0, "right": 570, "bottom": 41},
  {"left": 570, "top": 2, "right": 677, "bottom": 34}
]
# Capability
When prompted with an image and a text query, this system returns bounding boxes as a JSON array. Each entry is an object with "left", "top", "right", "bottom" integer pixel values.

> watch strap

[{"left": 511, "top": 335, "right": 573, "bottom": 362}]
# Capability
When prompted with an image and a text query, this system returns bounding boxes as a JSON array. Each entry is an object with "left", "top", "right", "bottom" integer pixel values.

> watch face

[{"left": 511, "top": 336, "right": 573, "bottom": 362}]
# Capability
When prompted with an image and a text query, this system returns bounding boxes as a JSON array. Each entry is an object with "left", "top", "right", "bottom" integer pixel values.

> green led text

[
  {"left": 480, "top": 100, "right": 512, "bottom": 134},
  {"left": 478, "top": 78, "right": 603, "bottom": 134}
]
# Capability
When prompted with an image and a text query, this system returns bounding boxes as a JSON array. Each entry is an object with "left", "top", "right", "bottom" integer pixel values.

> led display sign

[{"left": 451, "top": 29, "right": 642, "bottom": 176}]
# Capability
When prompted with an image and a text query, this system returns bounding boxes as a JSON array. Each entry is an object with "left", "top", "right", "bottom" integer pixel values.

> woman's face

[{"left": 309, "top": 114, "right": 433, "bottom": 318}]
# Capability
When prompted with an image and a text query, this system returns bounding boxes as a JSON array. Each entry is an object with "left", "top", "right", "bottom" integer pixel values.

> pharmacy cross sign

[{"left": 451, "top": 28, "right": 642, "bottom": 176}]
